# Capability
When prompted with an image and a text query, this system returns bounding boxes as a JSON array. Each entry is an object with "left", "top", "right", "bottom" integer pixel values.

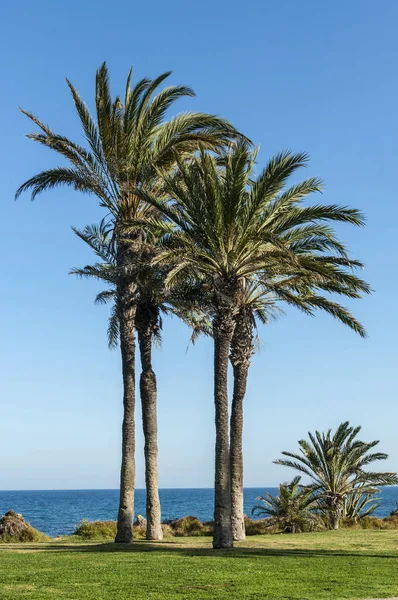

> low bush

[
  {"left": 361, "top": 517, "right": 388, "bottom": 530},
  {"left": 244, "top": 516, "right": 274, "bottom": 535},
  {"left": 73, "top": 520, "right": 177, "bottom": 540},
  {"left": 382, "top": 516, "right": 398, "bottom": 529},
  {"left": 341, "top": 516, "right": 398, "bottom": 530},
  {"left": 169, "top": 516, "right": 212, "bottom": 537},
  {"left": 161, "top": 524, "right": 174, "bottom": 538},
  {"left": 73, "top": 520, "right": 117, "bottom": 540}
]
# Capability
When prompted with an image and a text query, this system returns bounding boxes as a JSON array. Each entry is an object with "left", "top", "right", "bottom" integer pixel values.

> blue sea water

[{"left": 0, "top": 487, "right": 397, "bottom": 537}]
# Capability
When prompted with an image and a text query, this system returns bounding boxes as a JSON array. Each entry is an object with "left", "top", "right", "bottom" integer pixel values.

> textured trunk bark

[
  {"left": 115, "top": 284, "right": 137, "bottom": 543},
  {"left": 137, "top": 304, "right": 163, "bottom": 541},
  {"left": 212, "top": 307, "right": 235, "bottom": 549},
  {"left": 328, "top": 494, "right": 343, "bottom": 530},
  {"left": 115, "top": 238, "right": 138, "bottom": 543},
  {"left": 230, "top": 310, "right": 253, "bottom": 542},
  {"left": 230, "top": 362, "right": 248, "bottom": 541},
  {"left": 330, "top": 508, "right": 341, "bottom": 530}
]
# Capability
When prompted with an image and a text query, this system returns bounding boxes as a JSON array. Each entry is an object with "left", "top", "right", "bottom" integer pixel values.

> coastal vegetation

[
  {"left": 15, "top": 62, "right": 380, "bottom": 549},
  {"left": 2, "top": 504, "right": 398, "bottom": 546}
]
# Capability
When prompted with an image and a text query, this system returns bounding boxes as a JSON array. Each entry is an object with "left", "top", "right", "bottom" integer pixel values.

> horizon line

[
  {"left": 0, "top": 486, "right": 279, "bottom": 492},
  {"left": 1, "top": 485, "right": 397, "bottom": 493}
]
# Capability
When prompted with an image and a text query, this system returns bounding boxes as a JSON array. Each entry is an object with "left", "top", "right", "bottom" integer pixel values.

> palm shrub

[
  {"left": 138, "top": 141, "right": 368, "bottom": 548},
  {"left": 252, "top": 477, "right": 323, "bottom": 533},
  {"left": 16, "top": 63, "right": 239, "bottom": 542},
  {"left": 343, "top": 485, "right": 380, "bottom": 520},
  {"left": 275, "top": 421, "right": 398, "bottom": 529}
]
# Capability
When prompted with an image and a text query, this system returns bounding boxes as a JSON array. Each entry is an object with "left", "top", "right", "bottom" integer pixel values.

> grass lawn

[{"left": 0, "top": 530, "right": 397, "bottom": 599}]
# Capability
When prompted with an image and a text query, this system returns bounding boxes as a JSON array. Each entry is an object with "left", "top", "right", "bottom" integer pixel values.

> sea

[{"left": 0, "top": 487, "right": 397, "bottom": 538}]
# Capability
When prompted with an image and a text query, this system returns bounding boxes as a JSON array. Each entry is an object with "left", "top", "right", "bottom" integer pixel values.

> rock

[
  {"left": 0, "top": 510, "right": 47, "bottom": 542},
  {"left": 134, "top": 514, "right": 147, "bottom": 528},
  {"left": 0, "top": 510, "right": 28, "bottom": 538}
]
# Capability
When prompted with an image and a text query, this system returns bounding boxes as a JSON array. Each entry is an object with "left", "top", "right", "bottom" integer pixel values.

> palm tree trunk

[
  {"left": 137, "top": 303, "right": 163, "bottom": 541},
  {"left": 230, "top": 309, "right": 253, "bottom": 542},
  {"left": 212, "top": 308, "right": 235, "bottom": 549},
  {"left": 115, "top": 285, "right": 137, "bottom": 543},
  {"left": 329, "top": 494, "right": 343, "bottom": 530},
  {"left": 230, "top": 362, "right": 247, "bottom": 541},
  {"left": 115, "top": 238, "right": 138, "bottom": 544}
]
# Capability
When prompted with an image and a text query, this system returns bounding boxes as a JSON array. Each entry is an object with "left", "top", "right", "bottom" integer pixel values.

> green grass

[{"left": 0, "top": 530, "right": 397, "bottom": 599}]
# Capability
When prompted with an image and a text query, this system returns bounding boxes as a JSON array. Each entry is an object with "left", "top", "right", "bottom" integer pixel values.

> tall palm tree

[
  {"left": 71, "top": 220, "right": 209, "bottom": 540},
  {"left": 230, "top": 254, "right": 371, "bottom": 540},
  {"left": 15, "top": 62, "right": 241, "bottom": 542},
  {"left": 138, "top": 141, "right": 367, "bottom": 548},
  {"left": 274, "top": 421, "right": 398, "bottom": 529}
]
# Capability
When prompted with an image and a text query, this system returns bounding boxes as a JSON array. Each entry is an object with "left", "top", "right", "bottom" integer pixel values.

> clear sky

[{"left": 1, "top": 0, "right": 397, "bottom": 490}]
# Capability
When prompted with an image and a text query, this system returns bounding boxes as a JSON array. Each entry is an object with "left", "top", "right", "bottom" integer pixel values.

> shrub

[
  {"left": 169, "top": 516, "right": 211, "bottom": 537},
  {"left": 73, "top": 520, "right": 178, "bottom": 540},
  {"left": 244, "top": 516, "right": 276, "bottom": 535},
  {"left": 340, "top": 517, "right": 362, "bottom": 530},
  {"left": 361, "top": 516, "right": 388, "bottom": 530},
  {"left": 341, "top": 516, "right": 398, "bottom": 530},
  {"left": 161, "top": 524, "right": 174, "bottom": 538},
  {"left": 383, "top": 516, "right": 398, "bottom": 529},
  {"left": 0, "top": 510, "right": 49, "bottom": 543},
  {"left": 73, "top": 520, "right": 117, "bottom": 540}
]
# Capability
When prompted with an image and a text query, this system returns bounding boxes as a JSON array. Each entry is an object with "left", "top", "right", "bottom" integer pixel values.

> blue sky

[{"left": 1, "top": 0, "right": 397, "bottom": 490}]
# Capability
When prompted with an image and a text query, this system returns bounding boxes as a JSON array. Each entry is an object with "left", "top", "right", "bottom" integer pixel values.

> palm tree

[
  {"left": 16, "top": 62, "right": 240, "bottom": 542},
  {"left": 252, "top": 477, "right": 322, "bottom": 533},
  {"left": 230, "top": 256, "right": 370, "bottom": 541},
  {"left": 138, "top": 141, "right": 367, "bottom": 548},
  {"left": 71, "top": 220, "right": 209, "bottom": 540},
  {"left": 274, "top": 421, "right": 398, "bottom": 529}
]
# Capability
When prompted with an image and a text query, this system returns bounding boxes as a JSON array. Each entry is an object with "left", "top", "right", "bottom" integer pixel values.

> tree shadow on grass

[{"left": 2, "top": 542, "right": 397, "bottom": 560}]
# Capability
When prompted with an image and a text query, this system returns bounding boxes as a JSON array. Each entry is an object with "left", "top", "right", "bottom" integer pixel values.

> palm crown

[
  {"left": 140, "top": 140, "right": 370, "bottom": 329},
  {"left": 16, "top": 62, "right": 241, "bottom": 223}
]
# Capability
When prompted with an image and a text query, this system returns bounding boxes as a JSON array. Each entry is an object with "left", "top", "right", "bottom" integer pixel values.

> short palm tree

[
  {"left": 138, "top": 141, "right": 367, "bottom": 548},
  {"left": 274, "top": 421, "right": 398, "bottom": 529},
  {"left": 252, "top": 477, "right": 322, "bottom": 533},
  {"left": 16, "top": 62, "right": 240, "bottom": 542}
]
